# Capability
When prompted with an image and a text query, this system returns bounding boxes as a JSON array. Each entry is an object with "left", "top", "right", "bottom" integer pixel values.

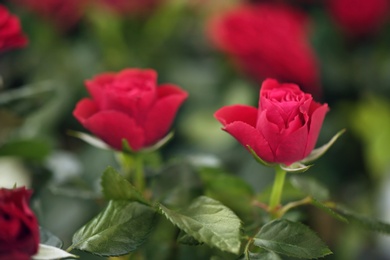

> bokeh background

[{"left": 2, "top": 0, "right": 390, "bottom": 259}]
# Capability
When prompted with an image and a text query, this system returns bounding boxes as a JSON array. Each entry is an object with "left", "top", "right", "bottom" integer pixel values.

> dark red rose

[
  {"left": 0, "top": 4, "right": 27, "bottom": 52},
  {"left": 10, "top": 0, "right": 89, "bottom": 30},
  {"left": 96, "top": 0, "right": 163, "bottom": 15},
  {"left": 328, "top": 0, "right": 390, "bottom": 37},
  {"left": 0, "top": 187, "right": 39, "bottom": 260},
  {"left": 208, "top": 3, "right": 321, "bottom": 97},
  {"left": 73, "top": 68, "right": 188, "bottom": 151},
  {"left": 215, "top": 79, "right": 328, "bottom": 166}
]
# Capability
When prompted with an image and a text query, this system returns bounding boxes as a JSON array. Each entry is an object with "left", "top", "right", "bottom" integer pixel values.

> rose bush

[
  {"left": 215, "top": 78, "right": 328, "bottom": 166},
  {"left": 0, "top": 187, "right": 39, "bottom": 260},
  {"left": 208, "top": 3, "right": 321, "bottom": 97},
  {"left": 73, "top": 68, "right": 188, "bottom": 151},
  {"left": 328, "top": 0, "right": 390, "bottom": 37},
  {"left": 0, "top": 4, "right": 27, "bottom": 52}
]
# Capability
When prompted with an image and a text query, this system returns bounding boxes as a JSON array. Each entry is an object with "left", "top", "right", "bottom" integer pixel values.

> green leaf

[
  {"left": 33, "top": 244, "right": 78, "bottom": 260},
  {"left": 101, "top": 166, "right": 150, "bottom": 205},
  {"left": 310, "top": 199, "right": 348, "bottom": 223},
  {"left": 253, "top": 219, "right": 332, "bottom": 259},
  {"left": 301, "top": 129, "right": 345, "bottom": 164},
  {"left": 177, "top": 231, "right": 203, "bottom": 246},
  {"left": 335, "top": 206, "right": 390, "bottom": 234},
  {"left": 0, "top": 139, "right": 50, "bottom": 160},
  {"left": 244, "top": 251, "right": 282, "bottom": 260},
  {"left": 71, "top": 201, "right": 155, "bottom": 256},
  {"left": 289, "top": 175, "right": 330, "bottom": 201},
  {"left": 159, "top": 196, "right": 242, "bottom": 254},
  {"left": 67, "top": 130, "right": 110, "bottom": 150},
  {"left": 199, "top": 167, "right": 254, "bottom": 220}
]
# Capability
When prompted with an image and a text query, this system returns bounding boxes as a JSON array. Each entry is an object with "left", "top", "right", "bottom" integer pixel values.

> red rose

[
  {"left": 328, "top": 0, "right": 390, "bottom": 37},
  {"left": 10, "top": 0, "right": 89, "bottom": 30},
  {"left": 73, "top": 68, "right": 188, "bottom": 151},
  {"left": 0, "top": 4, "right": 28, "bottom": 52},
  {"left": 0, "top": 187, "right": 39, "bottom": 260},
  {"left": 208, "top": 3, "right": 321, "bottom": 97},
  {"left": 215, "top": 79, "right": 328, "bottom": 166}
]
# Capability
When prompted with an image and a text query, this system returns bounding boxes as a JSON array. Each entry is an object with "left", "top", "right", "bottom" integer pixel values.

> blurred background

[{"left": 1, "top": 0, "right": 390, "bottom": 259}]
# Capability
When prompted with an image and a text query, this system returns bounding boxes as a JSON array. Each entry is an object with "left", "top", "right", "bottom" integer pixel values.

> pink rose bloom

[
  {"left": 208, "top": 3, "right": 321, "bottom": 97},
  {"left": 0, "top": 187, "right": 39, "bottom": 260},
  {"left": 215, "top": 79, "right": 328, "bottom": 166},
  {"left": 0, "top": 4, "right": 27, "bottom": 52},
  {"left": 73, "top": 68, "right": 188, "bottom": 151}
]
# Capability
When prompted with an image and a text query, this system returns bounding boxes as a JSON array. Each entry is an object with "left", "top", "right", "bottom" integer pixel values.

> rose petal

[
  {"left": 214, "top": 105, "right": 257, "bottom": 127},
  {"left": 223, "top": 121, "right": 274, "bottom": 163},
  {"left": 304, "top": 103, "right": 329, "bottom": 157},
  {"left": 85, "top": 73, "right": 115, "bottom": 107},
  {"left": 101, "top": 69, "right": 158, "bottom": 121},
  {"left": 275, "top": 121, "right": 309, "bottom": 165},
  {"left": 83, "top": 111, "right": 145, "bottom": 151},
  {"left": 72, "top": 98, "right": 98, "bottom": 125},
  {"left": 144, "top": 84, "right": 188, "bottom": 145}
]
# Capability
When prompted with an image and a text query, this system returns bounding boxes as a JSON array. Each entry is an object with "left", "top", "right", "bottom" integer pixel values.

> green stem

[
  {"left": 269, "top": 165, "right": 286, "bottom": 212},
  {"left": 134, "top": 154, "right": 145, "bottom": 192}
]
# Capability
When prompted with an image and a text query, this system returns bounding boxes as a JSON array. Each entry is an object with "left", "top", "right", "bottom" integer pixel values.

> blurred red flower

[
  {"left": 208, "top": 3, "right": 321, "bottom": 97},
  {"left": 0, "top": 4, "right": 27, "bottom": 52},
  {"left": 10, "top": 0, "right": 89, "bottom": 30},
  {"left": 0, "top": 187, "right": 39, "bottom": 260},
  {"left": 328, "top": 0, "right": 390, "bottom": 37}
]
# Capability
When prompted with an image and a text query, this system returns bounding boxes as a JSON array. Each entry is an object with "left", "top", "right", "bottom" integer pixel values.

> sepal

[
  {"left": 280, "top": 162, "right": 311, "bottom": 173},
  {"left": 247, "top": 145, "right": 275, "bottom": 167},
  {"left": 301, "top": 129, "right": 345, "bottom": 164}
]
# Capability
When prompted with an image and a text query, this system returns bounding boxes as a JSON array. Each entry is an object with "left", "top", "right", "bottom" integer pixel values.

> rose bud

[
  {"left": 215, "top": 78, "right": 329, "bottom": 166},
  {"left": 73, "top": 68, "right": 188, "bottom": 152}
]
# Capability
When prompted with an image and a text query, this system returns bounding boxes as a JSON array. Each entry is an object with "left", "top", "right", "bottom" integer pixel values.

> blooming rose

[
  {"left": 73, "top": 68, "right": 188, "bottom": 151},
  {"left": 208, "top": 3, "right": 321, "bottom": 97},
  {"left": 215, "top": 79, "right": 328, "bottom": 166},
  {"left": 0, "top": 187, "right": 39, "bottom": 260},
  {"left": 0, "top": 4, "right": 28, "bottom": 52},
  {"left": 10, "top": 0, "right": 89, "bottom": 30},
  {"left": 328, "top": 0, "right": 390, "bottom": 37}
]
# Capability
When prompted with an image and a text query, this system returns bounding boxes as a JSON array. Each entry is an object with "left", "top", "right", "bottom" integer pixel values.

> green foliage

[
  {"left": 289, "top": 176, "right": 330, "bottom": 201},
  {"left": 0, "top": 139, "right": 50, "bottom": 160},
  {"left": 100, "top": 166, "right": 150, "bottom": 205},
  {"left": 335, "top": 206, "right": 390, "bottom": 234},
  {"left": 350, "top": 96, "right": 390, "bottom": 179},
  {"left": 253, "top": 219, "right": 332, "bottom": 259},
  {"left": 244, "top": 251, "right": 281, "bottom": 260},
  {"left": 71, "top": 201, "right": 155, "bottom": 256},
  {"left": 198, "top": 167, "right": 255, "bottom": 220},
  {"left": 159, "top": 196, "right": 242, "bottom": 254},
  {"left": 310, "top": 199, "right": 348, "bottom": 223}
]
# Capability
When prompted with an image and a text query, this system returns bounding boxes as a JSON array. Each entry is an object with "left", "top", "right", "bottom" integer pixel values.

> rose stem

[
  {"left": 268, "top": 165, "right": 286, "bottom": 214},
  {"left": 134, "top": 154, "right": 145, "bottom": 193}
]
